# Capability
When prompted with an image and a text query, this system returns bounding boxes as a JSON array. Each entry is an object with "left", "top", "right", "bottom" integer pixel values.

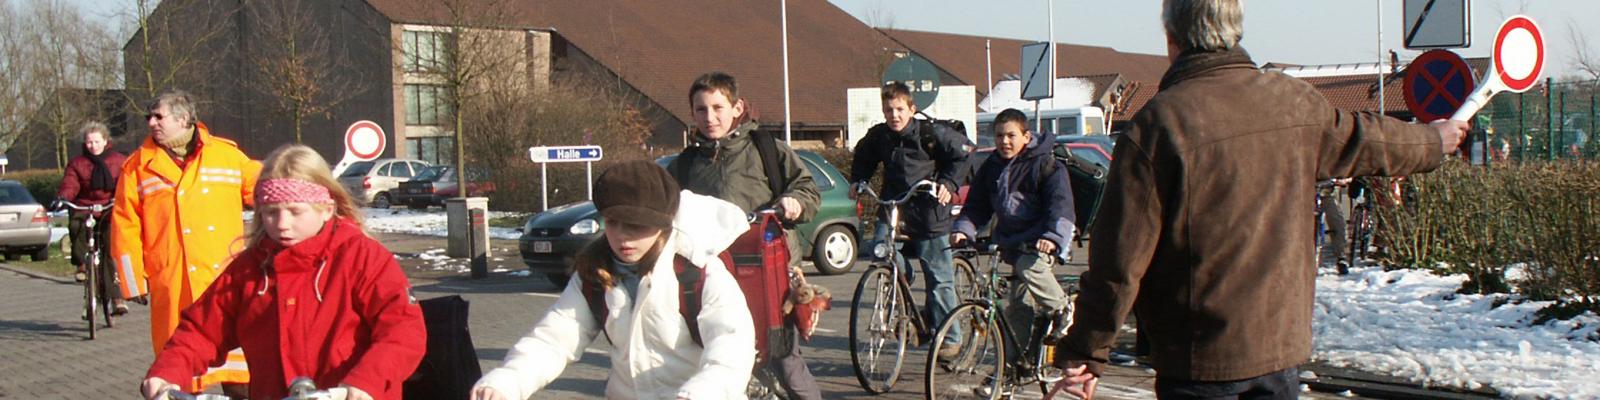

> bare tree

[
  {"left": 243, "top": 0, "right": 366, "bottom": 143},
  {"left": 420, "top": 0, "right": 535, "bottom": 197},
  {"left": 1566, "top": 19, "right": 1600, "bottom": 81},
  {"left": 121, "top": 0, "right": 237, "bottom": 127},
  {"left": 0, "top": 1, "right": 33, "bottom": 153},
  {"left": 0, "top": 0, "right": 121, "bottom": 169}
]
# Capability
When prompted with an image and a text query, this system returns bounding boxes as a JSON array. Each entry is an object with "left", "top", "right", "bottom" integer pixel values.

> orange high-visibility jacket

[{"left": 111, "top": 122, "right": 261, "bottom": 388}]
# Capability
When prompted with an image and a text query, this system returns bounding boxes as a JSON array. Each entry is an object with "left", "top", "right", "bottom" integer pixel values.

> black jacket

[{"left": 851, "top": 119, "right": 970, "bottom": 238}]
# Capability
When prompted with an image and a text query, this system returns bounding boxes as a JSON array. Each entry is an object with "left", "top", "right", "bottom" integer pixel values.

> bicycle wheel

[
  {"left": 926, "top": 303, "right": 1006, "bottom": 399},
  {"left": 97, "top": 257, "right": 114, "bottom": 329},
  {"left": 953, "top": 255, "right": 979, "bottom": 302},
  {"left": 84, "top": 261, "right": 97, "bottom": 340},
  {"left": 849, "top": 266, "right": 909, "bottom": 394},
  {"left": 1345, "top": 208, "right": 1367, "bottom": 274}
]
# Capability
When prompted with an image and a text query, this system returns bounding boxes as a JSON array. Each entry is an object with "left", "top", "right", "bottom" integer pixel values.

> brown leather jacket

[{"left": 1061, "top": 48, "right": 1444, "bottom": 381}]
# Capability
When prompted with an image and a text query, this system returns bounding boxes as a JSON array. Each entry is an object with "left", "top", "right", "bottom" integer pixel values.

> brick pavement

[{"left": 0, "top": 231, "right": 1369, "bottom": 399}]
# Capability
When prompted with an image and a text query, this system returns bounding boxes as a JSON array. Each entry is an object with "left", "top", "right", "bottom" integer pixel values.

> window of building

[
  {"left": 403, "top": 30, "right": 449, "bottom": 72},
  {"left": 406, "top": 136, "right": 456, "bottom": 166},
  {"left": 405, "top": 84, "right": 450, "bottom": 126}
]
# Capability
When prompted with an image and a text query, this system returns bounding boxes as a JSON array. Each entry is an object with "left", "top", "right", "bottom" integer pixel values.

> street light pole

[{"left": 781, "top": 0, "right": 793, "bottom": 143}]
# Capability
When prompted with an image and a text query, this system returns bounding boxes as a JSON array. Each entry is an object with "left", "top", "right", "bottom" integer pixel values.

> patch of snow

[
  {"left": 507, "top": 270, "right": 532, "bottom": 277},
  {"left": 362, "top": 208, "right": 524, "bottom": 239},
  {"left": 1314, "top": 266, "right": 1600, "bottom": 398}
]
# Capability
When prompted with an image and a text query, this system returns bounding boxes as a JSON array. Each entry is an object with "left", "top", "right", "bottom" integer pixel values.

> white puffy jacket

[{"left": 475, "top": 191, "right": 757, "bottom": 399}]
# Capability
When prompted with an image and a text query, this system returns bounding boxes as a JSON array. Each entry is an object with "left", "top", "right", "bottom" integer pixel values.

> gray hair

[
  {"left": 148, "top": 89, "right": 198, "bottom": 127},
  {"left": 79, "top": 121, "right": 109, "bottom": 140},
  {"left": 1162, "top": 0, "right": 1245, "bottom": 52}
]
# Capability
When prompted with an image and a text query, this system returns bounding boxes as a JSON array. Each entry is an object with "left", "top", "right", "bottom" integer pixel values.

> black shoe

[{"left": 1337, "top": 259, "right": 1350, "bottom": 275}]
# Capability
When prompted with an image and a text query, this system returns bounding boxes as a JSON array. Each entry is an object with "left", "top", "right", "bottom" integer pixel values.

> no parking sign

[{"left": 1404, "top": 50, "right": 1476, "bottom": 122}]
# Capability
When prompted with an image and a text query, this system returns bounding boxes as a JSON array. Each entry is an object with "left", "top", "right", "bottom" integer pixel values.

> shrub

[
  {"left": 1373, "top": 160, "right": 1600, "bottom": 307},
  {"left": 1, "top": 169, "right": 65, "bottom": 204}
]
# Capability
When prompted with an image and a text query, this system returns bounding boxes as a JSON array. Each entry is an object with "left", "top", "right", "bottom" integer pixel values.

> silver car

[
  {"left": 336, "top": 158, "right": 431, "bottom": 208},
  {"left": 0, "top": 180, "right": 51, "bottom": 261}
]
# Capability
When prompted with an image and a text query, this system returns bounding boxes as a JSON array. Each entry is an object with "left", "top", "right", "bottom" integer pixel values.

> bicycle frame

[
  {"left": 64, "top": 201, "right": 114, "bottom": 339},
  {"left": 969, "top": 244, "right": 1062, "bottom": 384},
  {"left": 160, "top": 377, "right": 349, "bottom": 400},
  {"left": 864, "top": 180, "right": 942, "bottom": 334}
]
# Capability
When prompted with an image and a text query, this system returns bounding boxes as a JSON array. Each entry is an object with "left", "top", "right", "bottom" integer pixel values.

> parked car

[
  {"left": 337, "top": 158, "right": 431, "bottom": 209},
  {"left": 1055, "top": 134, "right": 1114, "bottom": 169},
  {"left": 519, "top": 150, "right": 862, "bottom": 283},
  {"left": 395, "top": 166, "right": 497, "bottom": 209},
  {"left": 0, "top": 180, "right": 52, "bottom": 261}
]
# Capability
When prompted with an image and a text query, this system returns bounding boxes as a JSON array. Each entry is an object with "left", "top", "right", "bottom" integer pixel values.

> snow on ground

[
  {"left": 407, "top": 249, "right": 470, "bottom": 273},
  {"left": 1314, "top": 266, "right": 1600, "bottom": 398},
  {"left": 363, "top": 208, "right": 525, "bottom": 240}
]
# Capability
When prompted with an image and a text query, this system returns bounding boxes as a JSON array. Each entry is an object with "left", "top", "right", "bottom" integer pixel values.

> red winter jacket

[
  {"left": 56, "top": 150, "right": 127, "bottom": 206},
  {"left": 147, "top": 217, "right": 426, "bottom": 400}
]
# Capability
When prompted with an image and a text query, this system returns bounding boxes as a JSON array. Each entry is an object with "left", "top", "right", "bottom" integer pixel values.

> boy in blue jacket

[{"left": 951, "top": 108, "right": 1076, "bottom": 348}]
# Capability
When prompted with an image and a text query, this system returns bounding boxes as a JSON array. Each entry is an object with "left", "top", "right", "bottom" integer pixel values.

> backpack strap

[
  {"left": 580, "top": 276, "right": 613, "bottom": 344},
  {"left": 580, "top": 255, "right": 708, "bottom": 347},
  {"left": 749, "top": 130, "right": 785, "bottom": 206},
  {"left": 674, "top": 255, "right": 707, "bottom": 347}
]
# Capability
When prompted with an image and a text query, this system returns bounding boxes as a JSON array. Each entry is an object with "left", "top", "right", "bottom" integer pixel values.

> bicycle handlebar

[
  {"left": 58, "top": 200, "right": 113, "bottom": 214},
  {"left": 855, "top": 180, "right": 939, "bottom": 206},
  {"left": 157, "top": 377, "right": 348, "bottom": 400}
]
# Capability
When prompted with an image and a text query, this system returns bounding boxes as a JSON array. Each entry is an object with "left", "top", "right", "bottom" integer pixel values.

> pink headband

[{"left": 257, "top": 178, "right": 334, "bottom": 205}]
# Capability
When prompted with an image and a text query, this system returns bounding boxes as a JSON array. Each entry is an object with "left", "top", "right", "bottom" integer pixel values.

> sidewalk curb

[{"left": 0, "top": 263, "right": 74, "bottom": 284}]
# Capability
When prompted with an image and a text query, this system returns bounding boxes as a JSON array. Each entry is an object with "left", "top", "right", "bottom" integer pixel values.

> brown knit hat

[{"left": 594, "top": 160, "right": 680, "bottom": 229}]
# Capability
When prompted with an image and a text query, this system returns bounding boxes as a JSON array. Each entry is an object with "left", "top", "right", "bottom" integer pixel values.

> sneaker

[
  {"left": 937, "top": 341, "right": 962, "bottom": 360},
  {"left": 111, "top": 302, "right": 129, "bottom": 316},
  {"left": 1336, "top": 259, "right": 1350, "bottom": 275},
  {"left": 74, "top": 270, "right": 87, "bottom": 283},
  {"left": 973, "top": 377, "right": 1016, "bottom": 398}
]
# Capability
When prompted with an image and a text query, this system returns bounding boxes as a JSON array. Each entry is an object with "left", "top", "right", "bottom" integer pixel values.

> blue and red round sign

[{"left": 1403, "top": 49, "right": 1476, "bottom": 122}]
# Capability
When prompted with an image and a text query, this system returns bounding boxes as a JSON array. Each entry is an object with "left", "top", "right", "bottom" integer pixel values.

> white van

[{"left": 975, "top": 106, "right": 1107, "bottom": 147}]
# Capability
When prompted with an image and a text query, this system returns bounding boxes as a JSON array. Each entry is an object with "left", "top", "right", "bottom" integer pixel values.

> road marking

[
  {"left": 522, "top": 292, "right": 561, "bottom": 299},
  {"left": 1095, "top": 382, "right": 1156, "bottom": 399},
  {"left": 813, "top": 327, "right": 838, "bottom": 333}
]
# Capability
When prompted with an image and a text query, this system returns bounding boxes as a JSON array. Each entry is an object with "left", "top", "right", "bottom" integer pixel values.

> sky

[
  {"left": 63, "top": 0, "right": 1600, "bottom": 80},
  {"left": 825, "top": 0, "right": 1600, "bottom": 80}
]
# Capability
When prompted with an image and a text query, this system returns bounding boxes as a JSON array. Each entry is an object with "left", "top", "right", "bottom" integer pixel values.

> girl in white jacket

[{"left": 472, "top": 160, "right": 756, "bottom": 400}]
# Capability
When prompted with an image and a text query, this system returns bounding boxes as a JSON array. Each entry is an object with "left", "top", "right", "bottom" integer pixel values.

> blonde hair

[{"left": 244, "top": 144, "right": 364, "bottom": 248}]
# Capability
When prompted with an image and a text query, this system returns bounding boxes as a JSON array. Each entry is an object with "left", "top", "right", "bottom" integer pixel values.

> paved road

[{"left": 0, "top": 231, "right": 1358, "bottom": 399}]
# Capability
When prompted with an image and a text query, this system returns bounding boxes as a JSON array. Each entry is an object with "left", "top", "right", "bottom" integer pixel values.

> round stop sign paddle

[
  {"left": 331, "top": 121, "right": 387, "bottom": 177},
  {"left": 1450, "top": 15, "right": 1546, "bottom": 121}
]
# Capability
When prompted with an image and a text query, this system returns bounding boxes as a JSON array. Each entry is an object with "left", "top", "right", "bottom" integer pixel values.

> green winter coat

[{"left": 668, "top": 122, "right": 821, "bottom": 224}]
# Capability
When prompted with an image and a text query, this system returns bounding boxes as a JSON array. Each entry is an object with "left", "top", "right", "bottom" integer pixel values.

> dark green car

[{"left": 519, "top": 150, "right": 862, "bottom": 284}]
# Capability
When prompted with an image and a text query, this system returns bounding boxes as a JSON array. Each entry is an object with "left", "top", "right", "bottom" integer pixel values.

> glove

[{"left": 48, "top": 199, "right": 66, "bottom": 212}]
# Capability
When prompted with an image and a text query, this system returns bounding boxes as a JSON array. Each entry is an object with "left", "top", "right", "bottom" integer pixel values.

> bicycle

[
  {"left": 60, "top": 200, "right": 114, "bottom": 340},
  {"left": 1345, "top": 179, "right": 1375, "bottom": 275},
  {"left": 160, "top": 376, "right": 349, "bottom": 400},
  {"left": 848, "top": 179, "right": 977, "bottom": 394},
  {"left": 925, "top": 240, "right": 1079, "bottom": 399}
]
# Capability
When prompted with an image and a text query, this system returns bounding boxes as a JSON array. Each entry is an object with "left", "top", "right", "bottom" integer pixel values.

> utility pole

[{"left": 781, "top": 0, "right": 792, "bottom": 143}]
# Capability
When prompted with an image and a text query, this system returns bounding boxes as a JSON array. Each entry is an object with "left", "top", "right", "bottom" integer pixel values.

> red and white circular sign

[
  {"left": 344, "top": 120, "right": 386, "bottom": 161},
  {"left": 1491, "top": 15, "right": 1544, "bottom": 93}
]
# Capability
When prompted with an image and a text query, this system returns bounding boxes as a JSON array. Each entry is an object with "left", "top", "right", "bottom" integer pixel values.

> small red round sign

[
  {"left": 344, "top": 121, "right": 386, "bottom": 161},
  {"left": 1492, "top": 16, "right": 1544, "bottom": 93}
]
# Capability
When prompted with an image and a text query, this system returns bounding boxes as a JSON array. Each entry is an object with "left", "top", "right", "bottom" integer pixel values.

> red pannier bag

[{"left": 724, "top": 211, "right": 792, "bottom": 363}]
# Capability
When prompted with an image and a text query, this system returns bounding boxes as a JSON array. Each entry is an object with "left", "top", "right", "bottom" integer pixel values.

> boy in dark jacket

[
  {"left": 850, "top": 82, "right": 970, "bottom": 349},
  {"left": 952, "top": 108, "right": 1075, "bottom": 351}
]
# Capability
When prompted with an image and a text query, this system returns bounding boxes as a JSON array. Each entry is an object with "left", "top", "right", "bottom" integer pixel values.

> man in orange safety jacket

[{"left": 112, "top": 89, "right": 261, "bottom": 394}]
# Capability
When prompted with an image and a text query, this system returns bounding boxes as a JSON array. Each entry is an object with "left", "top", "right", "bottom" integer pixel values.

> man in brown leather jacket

[{"left": 1051, "top": 1, "right": 1469, "bottom": 398}]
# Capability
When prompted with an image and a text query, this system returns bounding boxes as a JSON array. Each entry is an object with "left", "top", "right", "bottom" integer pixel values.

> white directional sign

[{"left": 528, "top": 146, "right": 603, "bottom": 163}]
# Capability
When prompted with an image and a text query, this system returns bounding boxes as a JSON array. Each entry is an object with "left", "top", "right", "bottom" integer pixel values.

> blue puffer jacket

[{"left": 952, "top": 129, "right": 1077, "bottom": 260}]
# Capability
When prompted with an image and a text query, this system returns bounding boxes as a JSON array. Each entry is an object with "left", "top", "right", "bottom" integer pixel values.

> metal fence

[{"left": 1476, "top": 79, "right": 1600, "bottom": 162}]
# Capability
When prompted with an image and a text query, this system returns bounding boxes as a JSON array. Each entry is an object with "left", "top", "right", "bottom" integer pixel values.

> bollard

[{"left": 469, "top": 207, "right": 488, "bottom": 279}]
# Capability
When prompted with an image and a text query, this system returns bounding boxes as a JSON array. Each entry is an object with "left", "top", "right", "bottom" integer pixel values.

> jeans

[
  {"left": 1155, "top": 367, "right": 1301, "bottom": 400},
  {"left": 1002, "top": 250, "right": 1067, "bottom": 353}
]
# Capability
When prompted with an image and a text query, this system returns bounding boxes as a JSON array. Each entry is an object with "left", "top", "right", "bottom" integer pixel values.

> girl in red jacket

[{"left": 140, "top": 144, "right": 426, "bottom": 400}]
